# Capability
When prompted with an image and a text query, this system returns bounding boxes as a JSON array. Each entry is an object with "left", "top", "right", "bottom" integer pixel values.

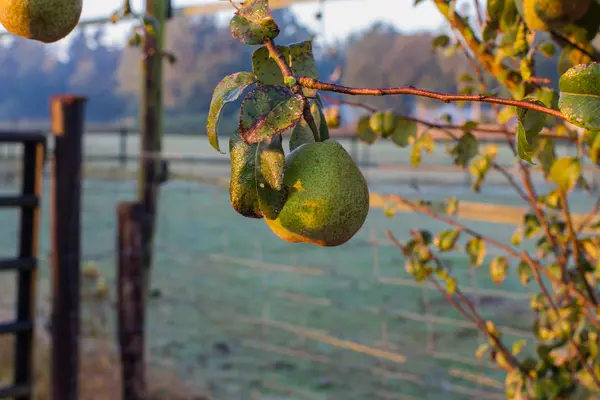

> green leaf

[
  {"left": 239, "top": 86, "right": 305, "bottom": 143},
  {"left": 288, "top": 40, "right": 318, "bottom": 96},
  {"left": 512, "top": 339, "right": 526, "bottom": 356},
  {"left": 445, "top": 197, "right": 459, "bottom": 216},
  {"left": 252, "top": 45, "right": 289, "bottom": 86},
  {"left": 289, "top": 101, "right": 319, "bottom": 152},
  {"left": 490, "top": 256, "right": 509, "bottom": 285},
  {"left": 537, "top": 138, "right": 555, "bottom": 178},
  {"left": 229, "top": 0, "right": 280, "bottom": 45},
  {"left": 445, "top": 277, "right": 457, "bottom": 294},
  {"left": 229, "top": 132, "right": 288, "bottom": 219},
  {"left": 411, "top": 132, "right": 434, "bottom": 167},
  {"left": 517, "top": 261, "right": 531, "bottom": 285},
  {"left": 207, "top": 72, "right": 257, "bottom": 153},
  {"left": 523, "top": 214, "right": 541, "bottom": 238},
  {"left": 587, "top": 130, "right": 600, "bottom": 164},
  {"left": 466, "top": 237, "right": 486, "bottom": 267},
  {"left": 434, "top": 229, "right": 460, "bottom": 252},
  {"left": 431, "top": 34, "right": 450, "bottom": 49},
  {"left": 516, "top": 97, "right": 545, "bottom": 163},
  {"left": 511, "top": 227, "right": 523, "bottom": 246},
  {"left": 516, "top": 122, "right": 535, "bottom": 163},
  {"left": 549, "top": 157, "right": 581, "bottom": 192},
  {"left": 558, "top": 63, "right": 600, "bottom": 130},
  {"left": 356, "top": 115, "right": 378, "bottom": 144},
  {"left": 390, "top": 118, "right": 417, "bottom": 147},
  {"left": 547, "top": 263, "right": 562, "bottom": 280},
  {"left": 475, "top": 343, "right": 490, "bottom": 359},
  {"left": 539, "top": 42, "right": 555, "bottom": 57},
  {"left": 449, "top": 132, "right": 479, "bottom": 167}
]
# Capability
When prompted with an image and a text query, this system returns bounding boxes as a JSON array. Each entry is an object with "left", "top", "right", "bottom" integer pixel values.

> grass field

[{"left": 0, "top": 134, "right": 599, "bottom": 399}]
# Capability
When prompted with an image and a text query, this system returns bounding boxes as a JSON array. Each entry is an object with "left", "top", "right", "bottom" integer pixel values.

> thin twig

[
  {"left": 297, "top": 77, "right": 567, "bottom": 121},
  {"left": 491, "top": 163, "right": 529, "bottom": 203},
  {"left": 523, "top": 252, "right": 600, "bottom": 389},
  {"left": 265, "top": 40, "right": 319, "bottom": 141},
  {"left": 385, "top": 230, "right": 522, "bottom": 373},
  {"left": 550, "top": 30, "right": 600, "bottom": 62},
  {"left": 560, "top": 192, "right": 598, "bottom": 306},
  {"left": 388, "top": 194, "right": 600, "bottom": 327},
  {"left": 319, "top": 95, "right": 572, "bottom": 141},
  {"left": 473, "top": 0, "right": 484, "bottom": 27},
  {"left": 517, "top": 163, "right": 567, "bottom": 273}
]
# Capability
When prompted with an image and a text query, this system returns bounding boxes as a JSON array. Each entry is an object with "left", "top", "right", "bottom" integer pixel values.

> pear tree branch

[{"left": 297, "top": 77, "right": 566, "bottom": 121}]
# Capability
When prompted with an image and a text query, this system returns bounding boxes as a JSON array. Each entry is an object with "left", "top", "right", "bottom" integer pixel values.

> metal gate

[{"left": 0, "top": 131, "right": 46, "bottom": 400}]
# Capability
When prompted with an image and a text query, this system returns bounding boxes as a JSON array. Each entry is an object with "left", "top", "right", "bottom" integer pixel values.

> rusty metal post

[
  {"left": 117, "top": 202, "right": 147, "bottom": 400},
  {"left": 50, "top": 94, "right": 87, "bottom": 400}
]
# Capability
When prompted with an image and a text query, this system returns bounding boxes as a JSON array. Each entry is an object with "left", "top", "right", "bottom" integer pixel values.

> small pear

[
  {"left": 0, "top": 0, "right": 82, "bottom": 43},
  {"left": 369, "top": 112, "right": 385, "bottom": 135},
  {"left": 382, "top": 110, "right": 396, "bottom": 137}
]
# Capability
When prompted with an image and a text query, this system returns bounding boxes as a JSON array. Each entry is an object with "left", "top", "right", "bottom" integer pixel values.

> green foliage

[
  {"left": 356, "top": 115, "right": 379, "bottom": 144},
  {"left": 410, "top": 132, "right": 435, "bottom": 167},
  {"left": 466, "top": 237, "right": 486, "bottom": 267},
  {"left": 238, "top": 86, "right": 305, "bottom": 143},
  {"left": 516, "top": 98, "right": 546, "bottom": 163},
  {"left": 209, "top": 2, "right": 600, "bottom": 398},
  {"left": 229, "top": 0, "right": 280, "bottom": 45},
  {"left": 229, "top": 132, "right": 287, "bottom": 219},
  {"left": 559, "top": 63, "right": 600, "bottom": 130},
  {"left": 449, "top": 132, "right": 478, "bottom": 167},
  {"left": 549, "top": 157, "right": 581, "bottom": 192},
  {"left": 207, "top": 72, "right": 257, "bottom": 152}
]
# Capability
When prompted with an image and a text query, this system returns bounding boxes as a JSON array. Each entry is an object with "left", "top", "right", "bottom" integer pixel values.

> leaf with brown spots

[
  {"left": 239, "top": 86, "right": 305, "bottom": 144},
  {"left": 229, "top": 0, "right": 279, "bottom": 45},
  {"left": 229, "top": 132, "right": 288, "bottom": 219},
  {"left": 252, "top": 45, "right": 289, "bottom": 86},
  {"left": 207, "top": 72, "right": 257, "bottom": 153}
]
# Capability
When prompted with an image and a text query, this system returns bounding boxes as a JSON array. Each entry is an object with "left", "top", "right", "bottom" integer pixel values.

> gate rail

[{"left": 0, "top": 131, "right": 46, "bottom": 400}]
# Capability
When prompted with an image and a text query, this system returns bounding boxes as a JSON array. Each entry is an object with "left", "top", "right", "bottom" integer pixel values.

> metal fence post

[{"left": 50, "top": 94, "right": 87, "bottom": 400}]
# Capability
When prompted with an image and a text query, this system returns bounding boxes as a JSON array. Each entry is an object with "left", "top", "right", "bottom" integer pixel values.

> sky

[{"left": 0, "top": 0, "right": 476, "bottom": 47}]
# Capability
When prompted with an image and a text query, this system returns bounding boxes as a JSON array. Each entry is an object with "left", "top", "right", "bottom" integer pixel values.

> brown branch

[
  {"left": 491, "top": 163, "right": 529, "bottom": 203},
  {"left": 517, "top": 164, "right": 568, "bottom": 273},
  {"left": 432, "top": 0, "right": 522, "bottom": 92},
  {"left": 298, "top": 77, "right": 567, "bottom": 121},
  {"left": 319, "top": 95, "right": 572, "bottom": 141},
  {"left": 560, "top": 192, "right": 598, "bottom": 306},
  {"left": 550, "top": 30, "right": 600, "bottom": 62},
  {"left": 389, "top": 194, "right": 600, "bottom": 328},
  {"left": 473, "top": 0, "right": 484, "bottom": 27},
  {"left": 265, "top": 40, "right": 319, "bottom": 141}
]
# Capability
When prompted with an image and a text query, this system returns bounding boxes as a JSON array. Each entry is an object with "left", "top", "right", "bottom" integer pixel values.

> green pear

[
  {"left": 515, "top": 0, "right": 591, "bottom": 31},
  {"left": 369, "top": 112, "right": 385, "bottom": 135},
  {"left": 382, "top": 110, "right": 396, "bottom": 137},
  {"left": 265, "top": 140, "right": 369, "bottom": 247},
  {"left": 0, "top": 0, "right": 82, "bottom": 43}
]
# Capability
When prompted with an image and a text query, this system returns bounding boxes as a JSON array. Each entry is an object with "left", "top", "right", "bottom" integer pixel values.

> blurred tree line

[{"left": 0, "top": 9, "right": 561, "bottom": 132}]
